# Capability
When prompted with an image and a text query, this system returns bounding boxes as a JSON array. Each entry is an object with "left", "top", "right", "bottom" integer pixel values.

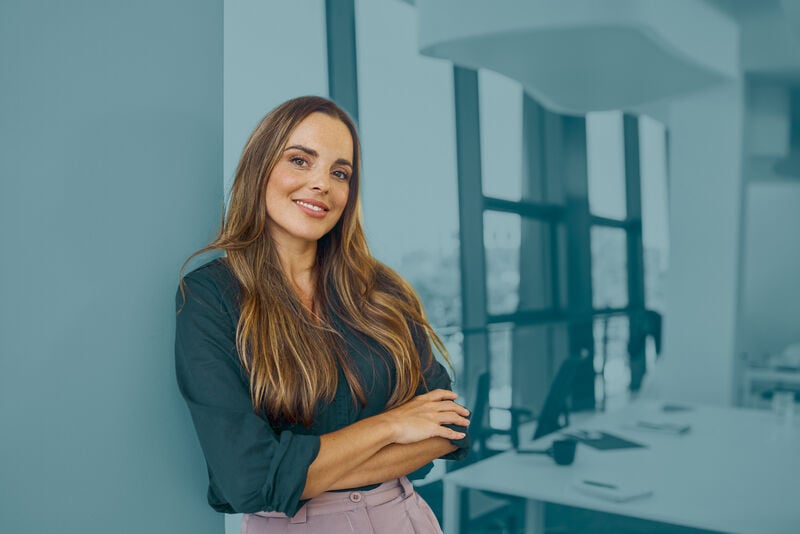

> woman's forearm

[
  {"left": 327, "top": 437, "right": 457, "bottom": 491},
  {"left": 301, "top": 390, "right": 468, "bottom": 499},
  {"left": 301, "top": 414, "right": 396, "bottom": 499}
]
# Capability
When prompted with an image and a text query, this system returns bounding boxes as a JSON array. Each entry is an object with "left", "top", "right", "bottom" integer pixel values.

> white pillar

[{"left": 658, "top": 81, "right": 746, "bottom": 405}]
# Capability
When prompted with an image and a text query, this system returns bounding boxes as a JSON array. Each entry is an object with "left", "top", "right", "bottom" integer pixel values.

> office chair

[{"left": 471, "top": 372, "right": 535, "bottom": 453}]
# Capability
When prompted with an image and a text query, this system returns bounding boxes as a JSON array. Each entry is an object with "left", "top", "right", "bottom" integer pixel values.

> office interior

[{"left": 2, "top": 1, "right": 799, "bottom": 533}]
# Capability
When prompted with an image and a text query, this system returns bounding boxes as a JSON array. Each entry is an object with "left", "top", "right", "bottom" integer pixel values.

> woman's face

[{"left": 265, "top": 112, "right": 354, "bottom": 249}]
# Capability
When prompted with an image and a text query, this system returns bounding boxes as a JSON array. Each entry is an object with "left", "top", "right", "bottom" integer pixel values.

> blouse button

[{"left": 349, "top": 492, "right": 363, "bottom": 503}]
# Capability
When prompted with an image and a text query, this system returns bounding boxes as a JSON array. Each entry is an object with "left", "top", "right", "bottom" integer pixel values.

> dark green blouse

[{"left": 174, "top": 258, "right": 469, "bottom": 517}]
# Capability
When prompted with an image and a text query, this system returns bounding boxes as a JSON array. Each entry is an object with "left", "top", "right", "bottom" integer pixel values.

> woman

[{"left": 175, "top": 96, "right": 470, "bottom": 533}]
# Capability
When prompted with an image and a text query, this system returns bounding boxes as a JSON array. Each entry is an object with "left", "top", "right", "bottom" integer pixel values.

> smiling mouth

[{"left": 293, "top": 200, "right": 328, "bottom": 212}]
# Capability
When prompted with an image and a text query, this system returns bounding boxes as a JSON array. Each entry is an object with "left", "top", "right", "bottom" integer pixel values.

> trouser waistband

[{"left": 253, "top": 476, "right": 415, "bottom": 524}]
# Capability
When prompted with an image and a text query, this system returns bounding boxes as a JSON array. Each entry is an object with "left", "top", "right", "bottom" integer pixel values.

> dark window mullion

[
  {"left": 560, "top": 114, "right": 596, "bottom": 411},
  {"left": 325, "top": 0, "right": 359, "bottom": 122},
  {"left": 549, "top": 222, "right": 561, "bottom": 312},
  {"left": 590, "top": 215, "right": 629, "bottom": 228},
  {"left": 453, "top": 66, "right": 489, "bottom": 405},
  {"left": 483, "top": 196, "right": 565, "bottom": 221},
  {"left": 623, "top": 114, "right": 647, "bottom": 391}
]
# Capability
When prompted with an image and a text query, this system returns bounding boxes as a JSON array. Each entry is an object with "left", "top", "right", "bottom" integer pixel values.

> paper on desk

[
  {"left": 623, "top": 421, "right": 691, "bottom": 435},
  {"left": 572, "top": 479, "right": 654, "bottom": 503}
]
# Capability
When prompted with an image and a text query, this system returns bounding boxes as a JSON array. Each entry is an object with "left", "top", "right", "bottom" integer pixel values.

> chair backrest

[
  {"left": 472, "top": 372, "right": 491, "bottom": 455},
  {"left": 473, "top": 372, "right": 490, "bottom": 424}
]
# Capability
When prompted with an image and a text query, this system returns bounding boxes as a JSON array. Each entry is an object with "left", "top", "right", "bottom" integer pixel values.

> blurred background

[{"left": 1, "top": 1, "right": 799, "bottom": 533}]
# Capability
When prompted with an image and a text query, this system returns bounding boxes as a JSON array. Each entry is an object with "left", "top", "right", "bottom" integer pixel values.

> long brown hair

[{"left": 178, "top": 96, "right": 451, "bottom": 426}]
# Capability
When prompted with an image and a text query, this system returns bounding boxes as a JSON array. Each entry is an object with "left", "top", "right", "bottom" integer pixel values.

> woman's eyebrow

[{"left": 284, "top": 144, "right": 352, "bottom": 168}]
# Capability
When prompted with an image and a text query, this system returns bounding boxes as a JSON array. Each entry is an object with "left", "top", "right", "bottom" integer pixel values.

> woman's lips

[{"left": 293, "top": 199, "right": 328, "bottom": 218}]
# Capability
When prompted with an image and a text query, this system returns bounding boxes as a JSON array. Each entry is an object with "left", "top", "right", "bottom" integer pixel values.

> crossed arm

[
  {"left": 329, "top": 438, "right": 456, "bottom": 491},
  {"left": 300, "top": 389, "right": 468, "bottom": 499}
]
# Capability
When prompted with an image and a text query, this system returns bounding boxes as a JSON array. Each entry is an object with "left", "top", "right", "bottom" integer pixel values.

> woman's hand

[{"left": 380, "top": 389, "right": 470, "bottom": 444}]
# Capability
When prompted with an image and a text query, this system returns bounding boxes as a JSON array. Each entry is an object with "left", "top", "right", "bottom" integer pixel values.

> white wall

[
  {"left": 0, "top": 1, "right": 224, "bottom": 533},
  {"left": 739, "top": 180, "right": 800, "bottom": 359}
]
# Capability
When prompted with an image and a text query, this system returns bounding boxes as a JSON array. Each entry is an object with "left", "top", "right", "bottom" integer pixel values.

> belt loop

[
  {"left": 289, "top": 505, "right": 308, "bottom": 524},
  {"left": 399, "top": 476, "right": 415, "bottom": 499}
]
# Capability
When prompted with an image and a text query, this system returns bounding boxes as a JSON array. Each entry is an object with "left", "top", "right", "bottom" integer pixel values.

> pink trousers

[{"left": 241, "top": 476, "right": 443, "bottom": 533}]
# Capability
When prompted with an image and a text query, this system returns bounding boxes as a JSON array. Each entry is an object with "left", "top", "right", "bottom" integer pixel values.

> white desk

[{"left": 443, "top": 401, "right": 800, "bottom": 534}]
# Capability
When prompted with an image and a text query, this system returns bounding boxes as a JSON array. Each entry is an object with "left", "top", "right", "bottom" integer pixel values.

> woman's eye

[
  {"left": 290, "top": 156, "right": 308, "bottom": 167},
  {"left": 333, "top": 170, "right": 350, "bottom": 181}
]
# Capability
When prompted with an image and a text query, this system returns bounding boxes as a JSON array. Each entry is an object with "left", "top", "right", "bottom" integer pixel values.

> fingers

[
  {"left": 437, "top": 426, "right": 467, "bottom": 441},
  {"left": 418, "top": 405, "right": 470, "bottom": 427},
  {"left": 416, "top": 390, "right": 470, "bottom": 416},
  {"left": 387, "top": 389, "right": 470, "bottom": 443},
  {"left": 420, "top": 389, "right": 459, "bottom": 401},
  {"left": 403, "top": 406, "right": 469, "bottom": 427},
  {"left": 433, "top": 400, "right": 470, "bottom": 417},
  {"left": 437, "top": 413, "right": 471, "bottom": 427}
]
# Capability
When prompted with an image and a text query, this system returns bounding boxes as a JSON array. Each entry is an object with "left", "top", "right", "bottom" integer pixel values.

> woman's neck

[{"left": 273, "top": 240, "right": 318, "bottom": 314}]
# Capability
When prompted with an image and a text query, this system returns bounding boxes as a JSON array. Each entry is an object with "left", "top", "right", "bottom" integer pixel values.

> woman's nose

[{"left": 308, "top": 169, "right": 331, "bottom": 192}]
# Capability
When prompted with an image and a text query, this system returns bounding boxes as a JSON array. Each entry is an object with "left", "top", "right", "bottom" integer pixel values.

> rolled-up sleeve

[
  {"left": 175, "top": 273, "right": 320, "bottom": 516},
  {"left": 412, "top": 323, "right": 471, "bottom": 462}
]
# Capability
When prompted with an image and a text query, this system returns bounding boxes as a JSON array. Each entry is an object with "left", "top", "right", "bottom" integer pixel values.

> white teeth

[{"left": 294, "top": 200, "right": 324, "bottom": 212}]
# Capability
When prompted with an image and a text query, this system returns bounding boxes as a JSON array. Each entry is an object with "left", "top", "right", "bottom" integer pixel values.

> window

[
  {"left": 590, "top": 226, "right": 628, "bottom": 310},
  {"left": 639, "top": 115, "right": 670, "bottom": 314},
  {"left": 348, "top": 8, "right": 671, "bottom": 426},
  {"left": 456, "top": 73, "right": 671, "bottom": 418},
  {"left": 587, "top": 111, "right": 627, "bottom": 220},
  {"left": 484, "top": 211, "right": 521, "bottom": 315},
  {"left": 473, "top": 72, "right": 572, "bottom": 419},
  {"left": 480, "top": 70, "right": 523, "bottom": 202},
  {"left": 586, "top": 113, "right": 669, "bottom": 404}
]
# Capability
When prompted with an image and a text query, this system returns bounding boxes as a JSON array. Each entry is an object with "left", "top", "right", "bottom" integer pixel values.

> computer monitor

[{"left": 532, "top": 355, "right": 584, "bottom": 440}]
